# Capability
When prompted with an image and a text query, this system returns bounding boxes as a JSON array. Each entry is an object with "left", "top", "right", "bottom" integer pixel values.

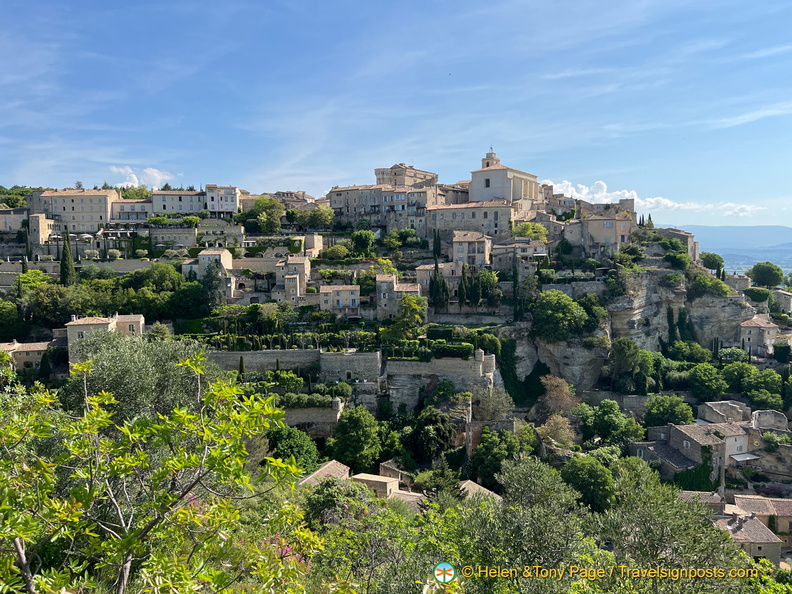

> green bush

[
  {"left": 744, "top": 287, "right": 771, "bottom": 303},
  {"left": 276, "top": 392, "right": 333, "bottom": 408},
  {"left": 663, "top": 252, "right": 691, "bottom": 270}
]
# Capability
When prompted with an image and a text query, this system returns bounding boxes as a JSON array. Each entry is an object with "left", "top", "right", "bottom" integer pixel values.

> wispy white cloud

[
  {"left": 712, "top": 101, "right": 792, "bottom": 128},
  {"left": 542, "top": 68, "right": 618, "bottom": 80},
  {"left": 544, "top": 179, "right": 765, "bottom": 218},
  {"left": 110, "top": 166, "right": 175, "bottom": 189},
  {"left": 742, "top": 44, "right": 792, "bottom": 59}
]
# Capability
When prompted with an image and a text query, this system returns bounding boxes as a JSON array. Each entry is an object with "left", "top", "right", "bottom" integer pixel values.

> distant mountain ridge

[
  {"left": 676, "top": 225, "right": 792, "bottom": 274},
  {"left": 678, "top": 225, "right": 792, "bottom": 250}
]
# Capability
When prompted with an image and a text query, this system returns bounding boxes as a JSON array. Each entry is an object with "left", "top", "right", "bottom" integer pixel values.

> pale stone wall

[
  {"left": 208, "top": 349, "right": 320, "bottom": 373},
  {"left": 386, "top": 357, "right": 494, "bottom": 409},
  {"left": 284, "top": 407, "right": 343, "bottom": 438},
  {"left": 319, "top": 351, "right": 381, "bottom": 383}
]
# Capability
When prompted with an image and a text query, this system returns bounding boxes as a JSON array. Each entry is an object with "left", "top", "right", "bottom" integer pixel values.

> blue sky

[{"left": 2, "top": 0, "right": 791, "bottom": 226}]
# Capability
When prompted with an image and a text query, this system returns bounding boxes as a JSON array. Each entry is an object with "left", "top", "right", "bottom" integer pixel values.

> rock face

[
  {"left": 535, "top": 338, "right": 607, "bottom": 390},
  {"left": 607, "top": 271, "right": 685, "bottom": 351},
  {"left": 686, "top": 295, "right": 754, "bottom": 348}
]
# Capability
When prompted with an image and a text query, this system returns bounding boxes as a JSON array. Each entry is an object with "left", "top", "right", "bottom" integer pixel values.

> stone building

[
  {"left": 36, "top": 189, "right": 120, "bottom": 232},
  {"left": 0, "top": 340, "right": 56, "bottom": 370},
  {"left": 111, "top": 199, "right": 153, "bottom": 222},
  {"left": 0, "top": 207, "right": 27, "bottom": 233},
  {"left": 451, "top": 230, "right": 491, "bottom": 267},
  {"left": 272, "top": 256, "right": 311, "bottom": 303},
  {"left": 468, "top": 151, "right": 540, "bottom": 206},
  {"left": 490, "top": 237, "right": 546, "bottom": 272},
  {"left": 740, "top": 316, "right": 780, "bottom": 357},
  {"left": 427, "top": 201, "right": 512, "bottom": 239},
  {"left": 714, "top": 513, "right": 781, "bottom": 565},
  {"left": 65, "top": 313, "right": 146, "bottom": 361},
  {"left": 376, "top": 273, "right": 421, "bottom": 320},
  {"left": 374, "top": 163, "right": 438, "bottom": 188},
  {"left": 319, "top": 285, "right": 361, "bottom": 319}
]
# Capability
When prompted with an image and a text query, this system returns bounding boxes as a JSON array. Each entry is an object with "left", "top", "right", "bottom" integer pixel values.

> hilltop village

[{"left": 3, "top": 153, "right": 792, "bottom": 592}]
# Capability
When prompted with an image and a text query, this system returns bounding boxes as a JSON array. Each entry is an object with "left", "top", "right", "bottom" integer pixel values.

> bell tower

[{"left": 481, "top": 148, "right": 500, "bottom": 169}]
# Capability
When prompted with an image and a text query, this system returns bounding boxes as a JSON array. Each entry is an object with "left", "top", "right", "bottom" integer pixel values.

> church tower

[{"left": 481, "top": 149, "right": 501, "bottom": 169}]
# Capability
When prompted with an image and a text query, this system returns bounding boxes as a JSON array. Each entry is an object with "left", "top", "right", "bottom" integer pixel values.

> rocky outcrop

[
  {"left": 535, "top": 338, "right": 608, "bottom": 390},
  {"left": 686, "top": 295, "right": 754, "bottom": 348}
]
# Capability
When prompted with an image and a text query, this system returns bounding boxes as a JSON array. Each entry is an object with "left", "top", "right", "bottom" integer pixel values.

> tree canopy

[{"left": 746, "top": 261, "right": 784, "bottom": 288}]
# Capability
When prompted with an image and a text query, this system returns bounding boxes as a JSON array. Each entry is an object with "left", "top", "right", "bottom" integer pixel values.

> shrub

[
  {"left": 135, "top": 249, "right": 149, "bottom": 258},
  {"left": 582, "top": 336, "right": 610, "bottom": 349},
  {"left": 663, "top": 252, "right": 691, "bottom": 270},
  {"left": 107, "top": 249, "right": 122, "bottom": 260},
  {"left": 659, "top": 273, "right": 683, "bottom": 288},
  {"left": 743, "top": 287, "right": 771, "bottom": 303}
]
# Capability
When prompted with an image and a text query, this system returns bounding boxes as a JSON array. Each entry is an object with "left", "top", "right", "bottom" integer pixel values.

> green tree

[
  {"left": 722, "top": 361, "right": 758, "bottom": 393},
  {"left": 643, "top": 394, "right": 694, "bottom": 427},
  {"left": 326, "top": 406, "right": 381, "bottom": 473},
  {"left": 469, "top": 426, "right": 525, "bottom": 490},
  {"left": 302, "top": 477, "right": 372, "bottom": 531},
  {"left": 530, "top": 290, "right": 588, "bottom": 342},
  {"left": 350, "top": 229, "right": 376, "bottom": 255},
  {"left": 59, "top": 232, "right": 77, "bottom": 287},
  {"left": 0, "top": 299, "right": 25, "bottom": 340},
  {"left": 266, "top": 424, "right": 320, "bottom": 472},
  {"left": 607, "top": 337, "right": 642, "bottom": 392},
  {"left": 249, "top": 197, "right": 285, "bottom": 233},
  {"left": 560, "top": 455, "right": 614, "bottom": 512},
  {"left": 0, "top": 359, "right": 299, "bottom": 594},
  {"left": 432, "top": 229, "right": 441, "bottom": 258},
  {"left": 747, "top": 261, "right": 784, "bottom": 288},
  {"left": 403, "top": 406, "right": 455, "bottom": 465},
  {"left": 323, "top": 244, "right": 350, "bottom": 260},
  {"left": 385, "top": 294, "right": 427, "bottom": 341},
  {"left": 700, "top": 252, "right": 724, "bottom": 273},
  {"left": 688, "top": 363, "right": 728, "bottom": 400},
  {"left": 201, "top": 260, "right": 226, "bottom": 309},
  {"left": 512, "top": 222, "right": 548, "bottom": 242},
  {"left": 146, "top": 321, "right": 171, "bottom": 341}
]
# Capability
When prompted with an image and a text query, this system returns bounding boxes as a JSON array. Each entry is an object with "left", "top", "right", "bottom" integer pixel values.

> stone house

[
  {"left": 351, "top": 473, "right": 399, "bottom": 498},
  {"left": 733, "top": 495, "right": 792, "bottom": 548},
  {"left": 65, "top": 313, "right": 146, "bottom": 361},
  {"left": 714, "top": 513, "right": 781, "bottom": 565},
  {"left": 772, "top": 290, "right": 792, "bottom": 314},
  {"left": 451, "top": 230, "right": 492, "bottom": 268},
  {"left": 491, "top": 237, "right": 546, "bottom": 272},
  {"left": 740, "top": 316, "right": 780, "bottom": 357},
  {"left": 0, "top": 207, "right": 27, "bottom": 233},
  {"left": 0, "top": 340, "right": 56, "bottom": 370},
  {"left": 319, "top": 285, "right": 360, "bottom": 319},
  {"left": 272, "top": 256, "right": 311, "bottom": 303},
  {"left": 376, "top": 274, "right": 421, "bottom": 320},
  {"left": 298, "top": 460, "right": 351, "bottom": 487}
]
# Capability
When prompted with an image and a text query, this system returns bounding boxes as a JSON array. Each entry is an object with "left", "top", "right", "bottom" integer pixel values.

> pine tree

[{"left": 60, "top": 232, "right": 77, "bottom": 287}]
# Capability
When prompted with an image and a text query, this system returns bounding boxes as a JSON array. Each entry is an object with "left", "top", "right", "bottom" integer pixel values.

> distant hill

[
  {"left": 676, "top": 225, "right": 792, "bottom": 274},
  {"left": 679, "top": 225, "right": 792, "bottom": 250}
]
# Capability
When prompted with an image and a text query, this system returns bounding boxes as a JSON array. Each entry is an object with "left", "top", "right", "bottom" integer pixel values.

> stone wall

[
  {"left": 284, "top": 406, "right": 343, "bottom": 438},
  {"left": 542, "top": 281, "right": 606, "bottom": 299},
  {"left": 319, "top": 350, "right": 382, "bottom": 383},
  {"left": 752, "top": 410, "right": 790, "bottom": 432},
  {"left": 429, "top": 312, "right": 512, "bottom": 324},
  {"left": 465, "top": 419, "right": 520, "bottom": 456},
  {"left": 386, "top": 356, "right": 495, "bottom": 410},
  {"left": 208, "top": 349, "right": 320, "bottom": 373}
]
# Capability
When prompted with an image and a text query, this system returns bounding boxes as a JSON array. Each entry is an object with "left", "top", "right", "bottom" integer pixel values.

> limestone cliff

[
  {"left": 535, "top": 338, "right": 608, "bottom": 389},
  {"left": 686, "top": 295, "right": 754, "bottom": 347}
]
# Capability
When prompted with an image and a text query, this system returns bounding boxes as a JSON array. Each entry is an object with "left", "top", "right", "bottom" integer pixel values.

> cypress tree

[
  {"left": 238, "top": 355, "right": 246, "bottom": 380},
  {"left": 39, "top": 351, "right": 51, "bottom": 381},
  {"left": 21, "top": 256, "right": 28, "bottom": 273},
  {"left": 458, "top": 265, "right": 468, "bottom": 309},
  {"left": 433, "top": 230, "right": 441, "bottom": 259},
  {"left": 60, "top": 231, "right": 77, "bottom": 286},
  {"left": 667, "top": 306, "right": 677, "bottom": 343}
]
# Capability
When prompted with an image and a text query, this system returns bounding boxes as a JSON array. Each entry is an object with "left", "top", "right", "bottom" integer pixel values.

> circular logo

[{"left": 434, "top": 562, "right": 456, "bottom": 584}]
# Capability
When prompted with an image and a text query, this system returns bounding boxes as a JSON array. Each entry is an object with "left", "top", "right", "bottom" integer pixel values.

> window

[
  {"left": 484, "top": 178, "right": 490, "bottom": 188},
  {"left": 603, "top": 220, "right": 614, "bottom": 229},
  {"left": 128, "top": 324, "right": 135, "bottom": 332},
  {"left": 77, "top": 331, "right": 85, "bottom": 339},
  {"left": 683, "top": 440, "right": 691, "bottom": 449}
]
